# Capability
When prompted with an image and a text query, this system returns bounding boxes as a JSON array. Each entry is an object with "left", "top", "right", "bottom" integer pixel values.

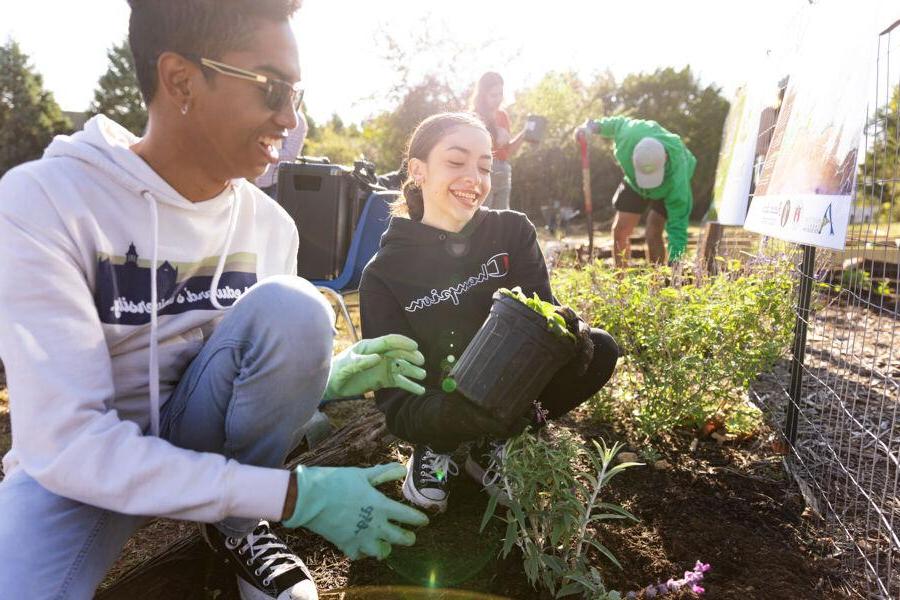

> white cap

[{"left": 632, "top": 137, "right": 666, "bottom": 189}]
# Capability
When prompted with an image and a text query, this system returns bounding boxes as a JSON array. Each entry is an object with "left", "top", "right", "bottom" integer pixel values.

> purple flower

[{"left": 628, "top": 560, "right": 711, "bottom": 598}]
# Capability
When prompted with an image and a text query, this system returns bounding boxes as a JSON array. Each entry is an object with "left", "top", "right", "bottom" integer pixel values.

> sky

[{"left": 0, "top": 0, "right": 894, "bottom": 125}]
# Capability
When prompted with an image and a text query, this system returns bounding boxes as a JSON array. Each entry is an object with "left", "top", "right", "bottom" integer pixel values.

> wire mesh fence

[{"left": 703, "top": 19, "right": 900, "bottom": 599}]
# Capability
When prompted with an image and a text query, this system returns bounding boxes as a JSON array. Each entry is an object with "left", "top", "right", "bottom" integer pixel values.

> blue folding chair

[{"left": 310, "top": 190, "right": 396, "bottom": 341}]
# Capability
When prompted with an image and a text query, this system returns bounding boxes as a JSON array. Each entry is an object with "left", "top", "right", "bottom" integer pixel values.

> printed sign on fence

[{"left": 743, "top": 0, "right": 877, "bottom": 249}]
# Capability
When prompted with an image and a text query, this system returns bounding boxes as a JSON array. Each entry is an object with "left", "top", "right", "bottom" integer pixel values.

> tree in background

[
  {"left": 307, "top": 75, "right": 461, "bottom": 172},
  {"left": 88, "top": 40, "right": 147, "bottom": 136},
  {"left": 362, "top": 75, "right": 463, "bottom": 170},
  {"left": 507, "top": 71, "right": 622, "bottom": 221},
  {"left": 611, "top": 67, "right": 729, "bottom": 218},
  {"left": 305, "top": 18, "right": 510, "bottom": 173},
  {"left": 0, "top": 40, "right": 71, "bottom": 176},
  {"left": 305, "top": 46, "right": 728, "bottom": 229},
  {"left": 860, "top": 83, "right": 899, "bottom": 223},
  {"left": 303, "top": 113, "right": 370, "bottom": 165}
]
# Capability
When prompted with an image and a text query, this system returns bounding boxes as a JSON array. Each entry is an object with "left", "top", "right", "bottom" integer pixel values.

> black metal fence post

[{"left": 785, "top": 243, "right": 816, "bottom": 446}]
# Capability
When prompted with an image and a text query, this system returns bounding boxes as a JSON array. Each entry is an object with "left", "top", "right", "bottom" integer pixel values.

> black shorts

[{"left": 612, "top": 180, "right": 667, "bottom": 217}]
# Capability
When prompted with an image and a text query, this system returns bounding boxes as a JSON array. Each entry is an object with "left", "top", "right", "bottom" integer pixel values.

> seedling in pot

[{"left": 498, "top": 286, "right": 576, "bottom": 341}]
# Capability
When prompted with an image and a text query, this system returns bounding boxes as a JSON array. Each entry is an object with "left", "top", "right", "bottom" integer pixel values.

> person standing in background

[
  {"left": 576, "top": 116, "right": 696, "bottom": 265},
  {"left": 470, "top": 72, "right": 528, "bottom": 210},
  {"left": 255, "top": 110, "right": 308, "bottom": 199}
]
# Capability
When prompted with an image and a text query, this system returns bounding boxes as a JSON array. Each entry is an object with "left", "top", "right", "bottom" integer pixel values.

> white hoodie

[{"left": 0, "top": 116, "right": 300, "bottom": 522}]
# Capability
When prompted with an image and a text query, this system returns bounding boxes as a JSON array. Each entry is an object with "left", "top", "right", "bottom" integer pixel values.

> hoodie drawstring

[
  {"left": 142, "top": 190, "right": 162, "bottom": 437},
  {"left": 141, "top": 186, "right": 242, "bottom": 437},
  {"left": 209, "top": 187, "right": 242, "bottom": 310}
]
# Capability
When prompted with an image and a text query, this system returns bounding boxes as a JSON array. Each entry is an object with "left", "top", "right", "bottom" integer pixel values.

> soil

[{"left": 84, "top": 399, "right": 847, "bottom": 600}]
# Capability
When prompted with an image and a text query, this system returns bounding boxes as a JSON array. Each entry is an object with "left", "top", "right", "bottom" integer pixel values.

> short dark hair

[{"left": 127, "top": 0, "right": 302, "bottom": 103}]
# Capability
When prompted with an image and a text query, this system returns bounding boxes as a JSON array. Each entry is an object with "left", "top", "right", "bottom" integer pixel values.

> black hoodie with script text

[{"left": 359, "top": 208, "right": 552, "bottom": 451}]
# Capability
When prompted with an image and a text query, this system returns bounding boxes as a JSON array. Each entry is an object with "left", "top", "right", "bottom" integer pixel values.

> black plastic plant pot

[{"left": 448, "top": 291, "right": 575, "bottom": 428}]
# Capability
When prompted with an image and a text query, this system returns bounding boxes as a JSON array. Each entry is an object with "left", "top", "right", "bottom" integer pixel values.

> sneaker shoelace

[
  {"left": 480, "top": 441, "right": 507, "bottom": 488},
  {"left": 420, "top": 448, "right": 459, "bottom": 484},
  {"left": 226, "top": 522, "right": 306, "bottom": 587}
]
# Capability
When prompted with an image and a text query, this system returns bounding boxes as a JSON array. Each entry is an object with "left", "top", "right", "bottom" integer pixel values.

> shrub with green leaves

[
  {"left": 481, "top": 430, "right": 639, "bottom": 599},
  {"left": 552, "top": 259, "right": 794, "bottom": 438}
]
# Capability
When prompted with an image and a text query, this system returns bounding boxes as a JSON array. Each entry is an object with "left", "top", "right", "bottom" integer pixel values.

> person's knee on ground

[{"left": 644, "top": 210, "right": 667, "bottom": 265}]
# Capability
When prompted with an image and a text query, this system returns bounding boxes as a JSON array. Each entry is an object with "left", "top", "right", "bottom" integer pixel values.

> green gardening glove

[
  {"left": 282, "top": 463, "right": 429, "bottom": 560},
  {"left": 323, "top": 334, "right": 427, "bottom": 401}
]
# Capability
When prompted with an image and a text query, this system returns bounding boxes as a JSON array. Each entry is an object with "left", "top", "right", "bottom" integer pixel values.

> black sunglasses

[{"left": 189, "top": 56, "right": 304, "bottom": 113}]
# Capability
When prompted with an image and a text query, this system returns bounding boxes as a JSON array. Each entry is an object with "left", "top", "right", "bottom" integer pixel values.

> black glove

[{"left": 555, "top": 306, "right": 594, "bottom": 375}]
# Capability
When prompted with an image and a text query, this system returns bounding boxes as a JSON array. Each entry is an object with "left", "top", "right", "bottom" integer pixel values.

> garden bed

[
  {"left": 82, "top": 399, "right": 844, "bottom": 599},
  {"left": 0, "top": 249, "right": 859, "bottom": 598}
]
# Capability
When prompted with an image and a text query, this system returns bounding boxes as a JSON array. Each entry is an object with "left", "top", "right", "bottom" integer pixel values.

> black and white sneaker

[
  {"left": 465, "top": 439, "right": 512, "bottom": 506},
  {"left": 200, "top": 520, "right": 317, "bottom": 600},
  {"left": 402, "top": 446, "right": 459, "bottom": 513}
]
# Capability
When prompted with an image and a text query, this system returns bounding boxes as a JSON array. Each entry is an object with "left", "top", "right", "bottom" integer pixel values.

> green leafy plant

[
  {"left": 553, "top": 258, "right": 794, "bottom": 439},
  {"left": 840, "top": 267, "right": 872, "bottom": 291},
  {"left": 873, "top": 279, "right": 894, "bottom": 297},
  {"left": 827, "top": 268, "right": 894, "bottom": 298},
  {"left": 638, "top": 446, "right": 662, "bottom": 464},
  {"left": 481, "top": 430, "right": 640, "bottom": 599},
  {"left": 499, "top": 286, "right": 576, "bottom": 342}
]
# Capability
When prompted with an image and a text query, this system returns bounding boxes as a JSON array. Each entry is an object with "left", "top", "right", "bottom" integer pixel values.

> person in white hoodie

[{"left": 0, "top": 1, "right": 430, "bottom": 599}]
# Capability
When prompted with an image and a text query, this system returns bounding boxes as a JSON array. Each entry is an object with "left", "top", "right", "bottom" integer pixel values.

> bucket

[
  {"left": 448, "top": 291, "right": 575, "bottom": 427},
  {"left": 524, "top": 115, "right": 547, "bottom": 143}
]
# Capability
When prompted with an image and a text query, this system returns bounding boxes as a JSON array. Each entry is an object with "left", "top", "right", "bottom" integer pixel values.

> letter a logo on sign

[{"left": 819, "top": 203, "right": 834, "bottom": 235}]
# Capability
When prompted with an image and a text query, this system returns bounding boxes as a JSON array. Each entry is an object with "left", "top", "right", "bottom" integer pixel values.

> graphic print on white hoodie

[
  {"left": 96, "top": 244, "right": 259, "bottom": 324},
  {"left": 0, "top": 115, "right": 300, "bottom": 523}
]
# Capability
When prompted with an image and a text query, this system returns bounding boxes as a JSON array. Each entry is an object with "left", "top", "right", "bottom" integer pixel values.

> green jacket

[{"left": 591, "top": 116, "right": 697, "bottom": 260}]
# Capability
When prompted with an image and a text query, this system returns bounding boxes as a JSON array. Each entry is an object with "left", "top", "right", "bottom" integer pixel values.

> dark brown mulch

[
  {"left": 98, "top": 404, "right": 845, "bottom": 600},
  {"left": 570, "top": 414, "right": 844, "bottom": 600}
]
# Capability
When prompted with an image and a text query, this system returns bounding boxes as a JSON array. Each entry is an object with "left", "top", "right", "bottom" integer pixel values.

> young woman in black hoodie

[{"left": 359, "top": 112, "right": 619, "bottom": 512}]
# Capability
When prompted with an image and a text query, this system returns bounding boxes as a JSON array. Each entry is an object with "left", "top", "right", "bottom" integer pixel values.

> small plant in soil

[{"left": 481, "top": 429, "right": 641, "bottom": 599}]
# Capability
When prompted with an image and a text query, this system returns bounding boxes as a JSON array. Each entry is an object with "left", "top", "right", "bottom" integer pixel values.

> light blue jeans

[
  {"left": 485, "top": 159, "right": 512, "bottom": 210},
  {"left": 0, "top": 275, "right": 334, "bottom": 599}
]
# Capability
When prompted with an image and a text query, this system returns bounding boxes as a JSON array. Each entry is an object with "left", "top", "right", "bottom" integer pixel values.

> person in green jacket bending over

[{"left": 577, "top": 116, "right": 697, "bottom": 265}]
